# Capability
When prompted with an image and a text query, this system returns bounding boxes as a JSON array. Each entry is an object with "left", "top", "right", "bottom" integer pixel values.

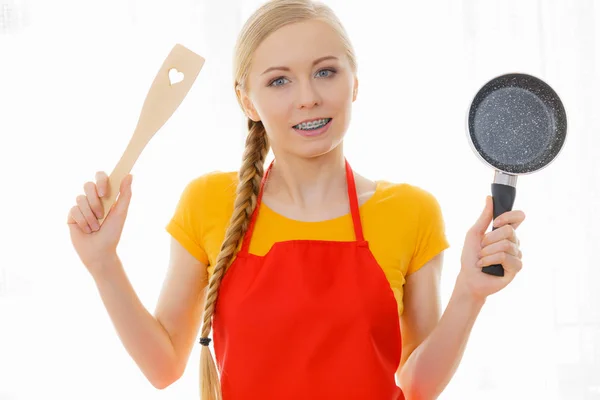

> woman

[{"left": 67, "top": 0, "right": 526, "bottom": 399}]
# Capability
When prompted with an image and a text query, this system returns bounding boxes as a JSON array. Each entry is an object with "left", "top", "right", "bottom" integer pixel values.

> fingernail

[
  {"left": 477, "top": 260, "right": 483, "bottom": 267},
  {"left": 98, "top": 188, "right": 104, "bottom": 197},
  {"left": 91, "top": 222, "right": 99, "bottom": 231}
]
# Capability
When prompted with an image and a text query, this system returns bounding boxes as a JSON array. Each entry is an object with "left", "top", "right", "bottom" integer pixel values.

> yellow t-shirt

[{"left": 165, "top": 171, "right": 450, "bottom": 316}]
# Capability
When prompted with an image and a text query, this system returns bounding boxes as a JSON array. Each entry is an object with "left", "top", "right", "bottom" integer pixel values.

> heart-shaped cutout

[{"left": 169, "top": 68, "right": 184, "bottom": 86}]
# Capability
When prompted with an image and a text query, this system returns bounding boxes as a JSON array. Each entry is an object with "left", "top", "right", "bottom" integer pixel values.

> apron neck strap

[
  {"left": 240, "top": 158, "right": 364, "bottom": 254},
  {"left": 344, "top": 159, "right": 365, "bottom": 242}
]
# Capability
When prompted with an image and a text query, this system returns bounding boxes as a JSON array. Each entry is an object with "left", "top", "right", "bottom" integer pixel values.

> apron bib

[{"left": 212, "top": 159, "right": 405, "bottom": 399}]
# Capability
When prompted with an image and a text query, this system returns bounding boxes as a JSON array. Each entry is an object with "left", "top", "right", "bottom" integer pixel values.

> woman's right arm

[
  {"left": 91, "top": 238, "right": 208, "bottom": 389},
  {"left": 68, "top": 171, "right": 209, "bottom": 389}
]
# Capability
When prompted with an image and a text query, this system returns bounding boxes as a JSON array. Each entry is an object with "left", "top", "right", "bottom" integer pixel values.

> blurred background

[{"left": 0, "top": 0, "right": 598, "bottom": 398}]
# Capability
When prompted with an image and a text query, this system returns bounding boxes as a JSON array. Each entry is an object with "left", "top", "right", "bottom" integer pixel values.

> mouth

[{"left": 292, "top": 117, "right": 332, "bottom": 131}]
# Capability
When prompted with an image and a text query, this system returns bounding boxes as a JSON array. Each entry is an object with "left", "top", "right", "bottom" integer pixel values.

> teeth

[{"left": 294, "top": 118, "right": 330, "bottom": 130}]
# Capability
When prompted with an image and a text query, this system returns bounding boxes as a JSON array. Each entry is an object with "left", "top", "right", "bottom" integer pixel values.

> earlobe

[
  {"left": 247, "top": 107, "right": 260, "bottom": 122},
  {"left": 352, "top": 78, "right": 359, "bottom": 102},
  {"left": 239, "top": 91, "right": 260, "bottom": 122}
]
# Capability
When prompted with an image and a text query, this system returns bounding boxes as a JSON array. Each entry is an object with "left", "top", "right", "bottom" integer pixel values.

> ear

[
  {"left": 352, "top": 76, "right": 359, "bottom": 102},
  {"left": 236, "top": 86, "right": 261, "bottom": 122}
]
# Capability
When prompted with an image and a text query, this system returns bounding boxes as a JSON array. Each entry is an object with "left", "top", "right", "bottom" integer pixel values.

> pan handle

[{"left": 482, "top": 183, "right": 516, "bottom": 277}]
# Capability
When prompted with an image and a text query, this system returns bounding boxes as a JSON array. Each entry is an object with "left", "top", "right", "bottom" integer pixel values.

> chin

[{"left": 291, "top": 137, "right": 344, "bottom": 159}]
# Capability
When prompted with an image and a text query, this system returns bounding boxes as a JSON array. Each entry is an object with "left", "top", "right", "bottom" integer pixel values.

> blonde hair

[{"left": 197, "top": 1, "right": 358, "bottom": 399}]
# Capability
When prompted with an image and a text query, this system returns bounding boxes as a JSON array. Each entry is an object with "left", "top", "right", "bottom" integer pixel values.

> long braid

[{"left": 198, "top": 119, "right": 270, "bottom": 400}]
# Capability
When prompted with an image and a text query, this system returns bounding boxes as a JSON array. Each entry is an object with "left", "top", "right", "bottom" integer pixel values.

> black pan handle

[{"left": 482, "top": 183, "right": 516, "bottom": 277}]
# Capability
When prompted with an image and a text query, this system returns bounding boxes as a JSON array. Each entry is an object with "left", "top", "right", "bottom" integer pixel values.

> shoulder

[
  {"left": 368, "top": 180, "right": 446, "bottom": 228},
  {"left": 181, "top": 170, "right": 238, "bottom": 198},
  {"left": 374, "top": 180, "right": 442, "bottom": 210},
  {"left": 175, "top": 170, "right": 239, "bottom": 213}
]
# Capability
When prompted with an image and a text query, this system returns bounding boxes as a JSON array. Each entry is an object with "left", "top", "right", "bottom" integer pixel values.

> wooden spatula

[{"left": 98, "top": 43, "right": 205, "bottom": 225}]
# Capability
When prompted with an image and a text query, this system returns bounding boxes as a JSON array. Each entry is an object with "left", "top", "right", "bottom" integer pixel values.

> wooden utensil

[{"left": 98, "top": 43, "right": 205, "bottom": 225}]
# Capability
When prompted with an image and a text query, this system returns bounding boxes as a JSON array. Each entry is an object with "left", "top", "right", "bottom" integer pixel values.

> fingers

[
  {"left": 84, "top": 181, "right": 104, "bottom": 220},
  {"left": 76, "top": 194, "right": 100, "bottom": 232},
  {"left": 479, "top": 239, "right": 520, "bottom": 259},
  {"left": 68, "top": 205, "right": 92, "bottom": 234},
  {"left": 477, "top": 252, "right": 523, "bottom": 273},
  {"left": 493, "top": 210, "right": 526, "bottom": 230},
  {"left": 477, "top": 209, "right": 524, "bottom": 274},
  {"left": 67, "top": 171, "right": 109, "bottom": 234},
  {"left": 481, "top": 224, "right": 518, "bottom": 247},
  {"left": 95, "top": 171, "right": 109, "bottom": 197}
]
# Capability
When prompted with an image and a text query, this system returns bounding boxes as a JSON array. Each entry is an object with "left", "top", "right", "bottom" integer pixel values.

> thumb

[
  {"left": 112, "top": 174, "right": 133, "bottom": 218},
  {"left": 472, "top": 195, "right": 493, "bottom": 234}
]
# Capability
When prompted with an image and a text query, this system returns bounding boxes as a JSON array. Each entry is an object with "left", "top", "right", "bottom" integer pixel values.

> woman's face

[{"left": 239, "top": 19, "right": 358, "bottom": 159}]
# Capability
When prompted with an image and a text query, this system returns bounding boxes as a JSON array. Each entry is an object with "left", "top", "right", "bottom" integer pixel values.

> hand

[
  {"left": 457, "top": 196, "right": 526, "bottom": 303},
  {"left": 67, "top": 172, "right": 133, "bottom": 274}
]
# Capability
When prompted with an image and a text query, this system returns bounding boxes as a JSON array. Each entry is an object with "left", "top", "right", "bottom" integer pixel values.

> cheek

[
  {"left": 329, "top": 86, "right": 353, "bottom": 120},
  {"left": 255, "top": 94, "right": 293, "bottom": 131},
  {"left": 328, "top": 79, "right": 354, "bottom": 108}
]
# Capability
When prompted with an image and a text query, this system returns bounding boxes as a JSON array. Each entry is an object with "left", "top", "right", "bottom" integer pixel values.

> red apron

[{"left": 213, "top": 159, "right": 405, "bottom": 400}]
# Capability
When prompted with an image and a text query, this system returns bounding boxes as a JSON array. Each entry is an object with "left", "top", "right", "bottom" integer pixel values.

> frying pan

[{"left": 467, "top": 73, "right": 567, "bottom": 277}]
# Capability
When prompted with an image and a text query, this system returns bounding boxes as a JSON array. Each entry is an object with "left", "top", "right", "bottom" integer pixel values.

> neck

[{"left": 266, "top": 146, "right": 347, "bottom": 210}]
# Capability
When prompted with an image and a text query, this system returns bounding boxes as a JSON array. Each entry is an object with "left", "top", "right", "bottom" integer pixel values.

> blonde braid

[{"left": 198, "top": 119, "right": 270, "bottom": 400}]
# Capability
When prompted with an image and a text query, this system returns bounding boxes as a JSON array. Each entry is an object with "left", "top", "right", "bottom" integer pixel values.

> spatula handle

[{"left": 98, "top": 135, "right": 146, "bottom": 224}]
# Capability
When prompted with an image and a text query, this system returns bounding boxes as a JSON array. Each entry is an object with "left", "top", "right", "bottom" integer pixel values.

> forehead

[{"left": 250, "top": 19, "right": 346, "bottom": 73}]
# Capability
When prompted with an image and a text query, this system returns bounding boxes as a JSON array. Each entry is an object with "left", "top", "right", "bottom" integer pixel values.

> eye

[
  {"left": 269, "top": 77, "right": 289, "bottom": 87},
  {"left": 316, "top": 68, "right": 337, "bottom": 78}
]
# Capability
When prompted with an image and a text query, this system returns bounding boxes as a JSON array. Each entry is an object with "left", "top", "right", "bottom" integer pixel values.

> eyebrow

[{"left": 261, "top": 56, "right": 339, "bottom": 75}]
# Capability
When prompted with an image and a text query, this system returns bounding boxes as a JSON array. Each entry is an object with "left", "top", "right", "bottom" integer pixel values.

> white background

[{"left": 0, "top": 0, "right": 598, "bottom": 398}]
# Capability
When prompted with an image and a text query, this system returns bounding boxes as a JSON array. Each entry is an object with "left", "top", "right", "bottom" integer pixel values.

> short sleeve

[
  {"left": 407, "top": 189, "right": 450, "bottom": 275},
  {"left": 165, "top": 177, "right": 210, "bottom": 265}
]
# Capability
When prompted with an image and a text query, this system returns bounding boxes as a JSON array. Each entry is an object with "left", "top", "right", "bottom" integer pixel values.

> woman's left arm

[{"left": 397, "top": 196, "right": 526, "bottom": 399}]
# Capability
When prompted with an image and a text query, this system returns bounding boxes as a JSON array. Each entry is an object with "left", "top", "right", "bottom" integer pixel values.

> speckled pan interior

[{"left": 468, "top": 73, "right": 567, "bottom": 174}]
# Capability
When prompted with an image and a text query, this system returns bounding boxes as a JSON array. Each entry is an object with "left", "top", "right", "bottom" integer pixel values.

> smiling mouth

[{"left": 293, "top": 118, "right": 332, "bottom": 131}]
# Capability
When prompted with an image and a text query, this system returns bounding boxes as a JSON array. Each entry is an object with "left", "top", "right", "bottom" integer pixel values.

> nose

[{"left": 296, "top": 79, "right": 322, "bottom": 109}]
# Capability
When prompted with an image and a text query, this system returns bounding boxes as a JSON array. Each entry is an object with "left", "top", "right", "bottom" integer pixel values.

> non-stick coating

[{"left": 468, "top": 73, "right": 567, "bottom": 174}]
